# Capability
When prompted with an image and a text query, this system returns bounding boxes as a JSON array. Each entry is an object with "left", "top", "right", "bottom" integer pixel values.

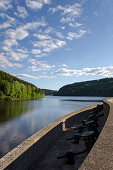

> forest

[
  {"left": 54, "top": 78, "right": 113, "bottom": 97},
  {"left": 0, "top": 70, "right": 45, "bottom": 100},
  {"left": 42, "top": 89, "right": 57, "bottom": 95}
]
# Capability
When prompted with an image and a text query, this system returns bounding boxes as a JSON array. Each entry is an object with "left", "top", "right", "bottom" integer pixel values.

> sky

[{"left": 0, "top": 0, "right": 113, "bottom": 90}]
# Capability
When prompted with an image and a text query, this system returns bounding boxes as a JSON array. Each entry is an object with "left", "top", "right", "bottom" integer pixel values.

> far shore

[
  {"left": 61, "top": 99, "right": 103, "bottom": 102},
  {"left": 0, "top": 96, "right": 44, "bottom": 101}
]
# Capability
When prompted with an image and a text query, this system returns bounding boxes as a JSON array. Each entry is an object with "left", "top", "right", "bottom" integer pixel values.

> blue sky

[{"left": 0, "top": 0, "right": 113, "bottom": 90}]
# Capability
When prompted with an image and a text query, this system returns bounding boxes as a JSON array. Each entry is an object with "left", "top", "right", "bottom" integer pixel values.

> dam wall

[{"left": 0, "top": 105, "right": 96, "bottom": 170}]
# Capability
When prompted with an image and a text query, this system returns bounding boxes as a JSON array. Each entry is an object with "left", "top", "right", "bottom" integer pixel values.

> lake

[{"left": 0, "top": 96, "right": 104, "bottom": 158}]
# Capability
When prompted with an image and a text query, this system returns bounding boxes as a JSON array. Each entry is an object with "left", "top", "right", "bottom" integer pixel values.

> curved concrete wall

[
  {"left": 0, "top": 105, "right": 96, "bottom": 170},
  {"left": 79, "top": 98, "right": 113, "bottom": 170},
  {"left": 0, "top": 98, "right": 112, "bottom": 170}
]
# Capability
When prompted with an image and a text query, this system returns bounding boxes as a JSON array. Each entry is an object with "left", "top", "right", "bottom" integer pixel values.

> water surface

[{"left": 0, "top": 96, "right": 104, "bottom": 158}]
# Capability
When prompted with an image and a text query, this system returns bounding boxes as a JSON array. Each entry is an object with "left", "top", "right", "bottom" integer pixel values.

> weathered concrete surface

[{"left": 79, "top": 98, "right": 113, "bottom": 170}]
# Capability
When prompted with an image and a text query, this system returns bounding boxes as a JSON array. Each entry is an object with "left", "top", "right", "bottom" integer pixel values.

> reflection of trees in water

[
  {"left": 0, "top": 100, "right": 33, "bottom": 123},
  {"left": 0, "top": 124, "right": 27, "bottom": 158}
]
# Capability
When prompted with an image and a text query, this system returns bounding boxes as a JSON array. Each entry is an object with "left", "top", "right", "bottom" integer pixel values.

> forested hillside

[
  {"left": 54, "top": 78, "right": 113, "bottom": 97},
  {"left": 0, "top": 70, "right": 45, "bottom": 99},
  {"left": 42, "top": 89, "right": 57, "bottom": 95}
]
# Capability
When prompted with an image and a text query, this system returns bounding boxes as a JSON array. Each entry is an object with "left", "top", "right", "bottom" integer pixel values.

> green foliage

[
  {"left": 0, "top": 90, "right": 4, "bottom": 97},
  {"left": 27, "top": 85, "right": 32, "bottom": 98},
  {"left": 10, "top": 83, "right": 15, "bottom": 97},
  {"left": 54, "top": 78, "right": 113, "bottom": 97},
  {"left": 3, "top": 81, "right": 11, "bottom": 95},
  {"left": 0, "top": 70, "right": 45, "bottom": 99}
]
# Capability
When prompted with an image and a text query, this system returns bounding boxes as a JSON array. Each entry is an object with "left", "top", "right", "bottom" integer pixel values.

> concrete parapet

[{"left": 0, "top": 105, "right": 96, "bottom": 170}]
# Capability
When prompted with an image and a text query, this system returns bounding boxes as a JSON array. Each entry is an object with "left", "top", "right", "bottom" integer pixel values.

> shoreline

[
  {"left": 61, "top": 99, "right": 103, "bottom": 102},
  {"left": 0, "top": 96, "right": 45, "bottom": 101}
]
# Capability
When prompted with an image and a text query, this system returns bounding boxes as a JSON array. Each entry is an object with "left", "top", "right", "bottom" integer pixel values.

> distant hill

[
  {"left": 0, "top": 70, "right": 45, "bottom": 100},
  {"left": 54, "top": 78, "right": 113, "bottom": 97},
  {"left": 42, "top": 89, "right": 57, "bottom": 96}
]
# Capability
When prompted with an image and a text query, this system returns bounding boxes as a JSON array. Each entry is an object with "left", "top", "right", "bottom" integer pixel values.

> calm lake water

[{"left": 0, "top": 96, "right": 105, "bottom": 158}]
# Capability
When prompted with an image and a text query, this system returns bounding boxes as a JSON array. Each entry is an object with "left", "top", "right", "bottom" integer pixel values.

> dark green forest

[
  {"left": 42, "top": 89, "right": 57, "bottom": 95},
  {"left": 0, "top": 70, "right": 45, "bottom": 100},
  {"left": 54, "top": 78, "right": 113, "bottom": 97}
]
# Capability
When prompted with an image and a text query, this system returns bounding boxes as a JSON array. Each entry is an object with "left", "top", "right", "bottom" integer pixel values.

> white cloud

[
  {"left": 2, "top": 46, "right": 10, "bottom": 51},
  {"left": 1, "top": 46, "right": 28, "bottom": 61},
  {"left": 61, "top": 64, "right": 67, "bottom": 67},
  {"left": 61, "top": 3, "right": 81, "bottom": 16},
  {"left": 16, "top": 48, "right": 28, "bottom": 54},
  {"left": 14, "top": 73, "right": 40, "bottom": 79},
  {"left": 69, "top": 22, "right": 82, "bottom": 27},
  {"left": 8, "top": 51, "right": 28, "bottom": 61},
  {"left": 31, "top": 49, "right": 42, "bottom": 54},
  {"left": 25, "top": 0, "right": 51, "bottom": 10},
  {"left": 60, "top": 17, "right": 74, "bottom": 23},
  {"left": 54, "top": 31, "right": 64, "bottom": 39},
  {"left": 54, "top": 66, "right": 113, "bottom": 77},
  {"left": 6, "top": 28, "right": 29, "bottom": 40},
  {"left": 29, "top": 65, "right": 51, "bottom": 72},
  {"left": 3, "top": 39, "right": 18, "bottom": 47},
  {"left": 67, "top": 32, "right": 80, "bottom": 40},
  {"left": 2, "top": 20, "right": 47, "bottom": 62},
  {"left": 61, "top": 26, "right": 65, "bottom": 30},
  {"left": 33, "top": 28, "right": 65, "bottom": 55},
  {"left": 6, "top": 20, "right": 46, "bottom": 41},
  {"left": 56, "top": 39, "right": 66, "bottom": 47},
  {"left": 0, "top": 0, "right": 12, "bottom": 10},
  {"left": 44, "top": 27, "right": 54, "bottom": 34},
  {"left": 0, "top": 53, "right": 22, "bottom": 68},
  {"left": 40, "top": 27, "right": 64, "bottom": 39},
  {"left": 15, "top": 6, "right": 28, "bottom": 19},
  {"left": 14, "top": 73, "right": 55, "bottom": 79},
  {"left": 34, "top": 39, "right": 66, "bottom": 53},
  {"left": 67, "top": 29, "right": 87, "bottom": 40},
  {"left": 0, "top": 22, "right": 11, "bottom": 29},
  {"left": 0, "top": 13, "right": 16, "bottom": 24},
  {"left": 29, "top": 59, "right": 55, "bottom": 71},
  {"left": 22, "top": 20, "right": 46, "bottom": 30},
  {"left": 35, "top": 53, "right": 47, "bottom": 58},
  {"left": 34, "top": 34, "right": 51, "bottom": 40},
  {"left": 49, "top": 3, "right": 82, "bottom": 23}
]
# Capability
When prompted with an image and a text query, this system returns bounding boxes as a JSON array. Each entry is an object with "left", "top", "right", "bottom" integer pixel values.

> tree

[
  {"left": 27, "top": 85, "right": 32, "bottom": 98},
  {"left": 0, "top": 71, "right": 45, "bottom": 99},
  {"left": 10, "top": 83, "right": 15, "bottom": 97},
  {"left": 21, "top": 83, "right": 27, "bottom": 98},
  {"left": 0, "top": 90, "right": 4, "bottom": 97},
  {"left": 32, "top": 86, "right": 36, "bottom": 98},
  {"left": 3, "top": 81, "right": 10, "bottom": 96},
  {"left": 14, "top": 81, "right": 21, "bottom": 98}
]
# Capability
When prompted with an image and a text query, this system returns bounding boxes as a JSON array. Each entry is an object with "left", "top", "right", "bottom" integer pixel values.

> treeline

[
  {"left": 0, "top": 70, "right": 45, "bottom": 99},
  {"left": 54, "top": 78, "right": 113, "bottom": 97}
]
